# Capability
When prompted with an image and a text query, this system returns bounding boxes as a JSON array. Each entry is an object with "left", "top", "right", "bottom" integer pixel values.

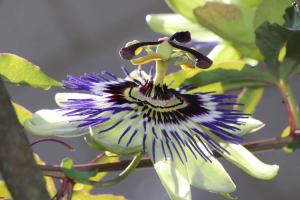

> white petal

[
  {"left": 146, "top": 136, "right": 191, "bottom": 200},
  {"left": 221, "top": 143, "right": 279, "bottom": 180},
  {"left": 185, "top": 143, "right": 236, "bottom": 193},
  {"left": 55, "top": 93, "right": 103, "bottom": 107},
  {"left": 24, "top": 109, "right": 85, "bottom": 137},
  {"left": 234, "top": 117, "right": 265, "bottom": 136}
]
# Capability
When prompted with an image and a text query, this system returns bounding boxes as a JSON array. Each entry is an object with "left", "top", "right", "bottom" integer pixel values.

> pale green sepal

[
  {"left": 221, "top": 143, "right": 279, "bottom": 180},
  {"left": 185, "top": 144, "right": 236, "bottom": 193},
  {"left": 233, "top": 117, "right": 265, "bottom": 136},
  {"left": 24, "top": 109, "right": 85, "bottom": 137}
]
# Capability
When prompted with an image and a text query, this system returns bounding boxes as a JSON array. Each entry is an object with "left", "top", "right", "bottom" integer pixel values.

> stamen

[
  {"left": 119, "top": 41, "right": 162, "bottom": 60},
  {"left": 168, "top": 41, "right": 213, "bottom": 69},
  {"left": 169, "top": 31, "right": 191, "bottom": 43}
]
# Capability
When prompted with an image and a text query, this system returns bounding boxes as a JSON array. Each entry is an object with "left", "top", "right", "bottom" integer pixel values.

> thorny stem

[
  {"left": 40, "top": 136, "right": 293, "bottom": 176},
  {"left": 278, "top": 80, "right": 300, "bottom": 135}
]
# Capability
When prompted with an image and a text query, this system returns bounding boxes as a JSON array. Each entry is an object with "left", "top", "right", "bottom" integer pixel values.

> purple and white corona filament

[
  {"left": 25, "top": 31, "right": 279, "bottom": 200},
  {"left": 61, "top": 68, "right": 246, "bottom": 163}
]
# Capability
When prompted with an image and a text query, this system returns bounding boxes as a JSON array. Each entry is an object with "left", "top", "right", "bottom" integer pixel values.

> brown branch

[
  {"left": 40, "top": 136, "right": 294, "bottom": 177},
  {"left": 0, "top": 79, "right": 51, "bottom": 200}
]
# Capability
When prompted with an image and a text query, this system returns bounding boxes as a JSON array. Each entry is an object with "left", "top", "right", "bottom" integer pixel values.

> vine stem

[
  {"left": 40, "top": 136, "right": 293, "bottom": 177},
  {"left": 0, "top": 79, "right": 51, "bottom": 200},
  {"left": 278, "top": 80, "right": 300, "bottom": 135}
]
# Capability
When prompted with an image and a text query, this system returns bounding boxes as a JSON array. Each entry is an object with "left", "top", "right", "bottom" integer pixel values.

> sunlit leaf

[
  {"left": 0, "top": 181, "right": 11, "bottom": 198},
  {"left": 33, "top": 154, "right": 57, "bottom": 196},
  {"left": 230, "top": 0, "right": 262, "bottom": 8},
  {"left": 254, "top": 0, "right": 293, "bottom": 29},
  {"left": 146, "top": 14, "right": 220, "bottom": 42},
  {"left": 236, "top": 87, "right": 264, "bottom": 114},
  {"left": 12, "top": 102, "right": 32, "bottom": 125},
  {"left": 165, "top": 0, "right": 203, "bottom": 22},
  {"left": 0, "top": 53, "right": 62, "bottom": 89},
  {"left": 194, "top": 2, "right": 253, "bottom": 43}
]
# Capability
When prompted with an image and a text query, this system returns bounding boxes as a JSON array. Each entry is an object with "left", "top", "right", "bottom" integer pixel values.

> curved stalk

[
  {"left": 278, "top": 80, "right": 300, "bottom": 135},
  {"left": 40, "top": 136, "right": 293, "bottom": 175}
]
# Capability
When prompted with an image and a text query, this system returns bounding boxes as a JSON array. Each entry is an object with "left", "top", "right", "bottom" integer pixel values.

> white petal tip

[{"left": 256, "top": 164, "right": 279, "bottom": 180}]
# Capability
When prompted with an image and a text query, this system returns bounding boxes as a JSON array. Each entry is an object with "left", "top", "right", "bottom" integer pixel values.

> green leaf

[
  {"left": 72, "top": 153, "right": 126, "bottom": 200},
  {"left": 12, "top": 102, "right": 32, "bottom": 125},
  {"left": 208, "top": 43, "right": 241, "bottom": 64},
  {"left": 165, "top": 0, "right": 203, "bottom": 22},
  {"left": 194, "top": 2, "right": 254, "bottom": 44},
  {"left": 33, "top": 154, "right": 57, "bottom": 196},
  {"left": 284, "top": 3, "right": 300, "bottom": 31},
  {"left": 194, "top": 2, "right": 263, "bottom": 59},
  {"left": 0, "top": 181, "right": 11, "bottom": 198},
  {"left": 183, "top": 61, "right": 276, "bottom": 87},
  {"left": 146, "top": 14, "right": 220, "bottom": 42},
  {"left": 255, "top": 4, "right": 300, "bottom": 78},
  {"left": 0, "top": 53, "right": 62, "bottom": 89},
  {"left": 74, "top": 152, "right": 120, "bottom": 193},
  {"left": 236, "top": 87, "right": 264, "bottom": 114},
  {"left": 255, "top": 22, "right": 287, "bottom": 75},
  {"left": 254, "top": 0, "right": 293, "bottom": 29},
  {"left": 61, "top": 158, "right": 98, "bottom": 184},
  {"left": 187, "top": 80, "right": 268, "bottom": 94},
  {"left": 230, "top": 0, "right": 262, "bottom": 8}
]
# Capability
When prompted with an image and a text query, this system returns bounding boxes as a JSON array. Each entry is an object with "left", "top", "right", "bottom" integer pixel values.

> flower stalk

[
  {"left": 278, "top": 80, "right": 300, "bottom": 135},
  {"left": 39, "top": 136, "right": 293, "bottom": 176}
]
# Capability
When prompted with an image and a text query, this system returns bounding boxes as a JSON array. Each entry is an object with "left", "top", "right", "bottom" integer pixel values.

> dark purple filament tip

[
  {"left": 169, "top": 41, "right": 213, "bottom": 69},
  {"left": 169, "top": 31, "right": 191, "bottom": 43}
]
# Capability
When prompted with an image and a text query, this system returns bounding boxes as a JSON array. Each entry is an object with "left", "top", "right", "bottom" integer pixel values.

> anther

[
  {"left": 119, "top": 41, "right": 162, "bottom": 60},
  {"left": 169, "top": 31, "right": 191, "bottom": 43},
  {"left": 168, "top": 41, "right": 212, "bottom": 68}
]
